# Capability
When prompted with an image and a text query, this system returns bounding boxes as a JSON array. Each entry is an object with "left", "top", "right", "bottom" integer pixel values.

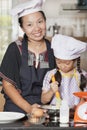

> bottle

[{"left": 60, "top": 99, "right": 69, "bottom": 123}]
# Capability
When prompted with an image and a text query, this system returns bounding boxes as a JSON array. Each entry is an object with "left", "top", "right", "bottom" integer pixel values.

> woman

[{"left": 0, "top": 0, "right": 56, "bottom": 114}]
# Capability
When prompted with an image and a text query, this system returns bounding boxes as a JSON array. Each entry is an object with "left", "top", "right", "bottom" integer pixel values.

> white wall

[
  {"left": 43, "top": 0, "right": 78, "bottom": 18},
  {"left": 42, "top": 0, "right": 87, "bottom": 37}
]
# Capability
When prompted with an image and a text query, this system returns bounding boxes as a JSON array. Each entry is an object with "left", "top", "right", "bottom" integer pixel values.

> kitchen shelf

[{"left": 62, "top": 4, "right": 87, "bottom": 11}]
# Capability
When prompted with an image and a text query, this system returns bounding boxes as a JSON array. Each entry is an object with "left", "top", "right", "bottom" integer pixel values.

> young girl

[{"left": 41, "top": 34, "right": 87, "bottom": 109}]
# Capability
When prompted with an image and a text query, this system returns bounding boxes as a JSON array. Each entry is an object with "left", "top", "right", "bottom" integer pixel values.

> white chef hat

[
  {"left": 51, "top": 34, "right": 87, "bottom": 60},
  {"left": 10, "top": 0, "right": 45, "bottom": 18}
]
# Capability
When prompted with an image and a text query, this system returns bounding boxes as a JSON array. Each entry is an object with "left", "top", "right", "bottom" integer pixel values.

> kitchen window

[{"left": 0, "top": 0, "right": 12, "bottom": 63}]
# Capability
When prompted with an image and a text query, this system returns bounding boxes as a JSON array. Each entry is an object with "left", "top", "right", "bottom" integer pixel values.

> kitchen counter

[
  {"left": 0, "top": 116, "right": 87, "bottom": 130},
  {"left": 46, "top": 36, "right": 87, "bottom": 42},
  {"left": 74, "top": 37, "right": 87, "bottom": 42}
]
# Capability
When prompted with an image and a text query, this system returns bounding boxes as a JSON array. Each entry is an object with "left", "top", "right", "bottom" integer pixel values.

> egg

[
  {"left": 29, "top": 117, "right": 39, "bottom": 124},
  {"left": 33, "top": 108, "right": 44, "bottom": 118}
]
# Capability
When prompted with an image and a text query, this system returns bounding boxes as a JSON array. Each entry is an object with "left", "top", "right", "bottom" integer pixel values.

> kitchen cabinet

[{"left": 0, "top": 86, "right": 5, "bottom": 111}]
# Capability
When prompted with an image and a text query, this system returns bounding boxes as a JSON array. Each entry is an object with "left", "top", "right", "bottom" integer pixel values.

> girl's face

[
  {"left": 21, "top": 12, "right": 46, "bottom": 42},
  {"left": 56, "top": 58, "right": 76, "bottom": 73}
]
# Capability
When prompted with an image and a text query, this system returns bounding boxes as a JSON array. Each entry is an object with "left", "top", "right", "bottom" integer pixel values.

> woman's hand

[
  {"left": 31, "top": 103, "right": 40, "bottom": 108},
  {"left": 50, "top": 81, "right": 59, "bottom": 93},
  {"left": 30, "top": 104, "right": 45, "bottom": 118}
]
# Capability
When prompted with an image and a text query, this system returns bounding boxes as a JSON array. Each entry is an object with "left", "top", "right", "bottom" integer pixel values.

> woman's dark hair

[
  {"left": 39, "top": 11, "right": 46, "bottom": 21},
  {"left": 18, "top": 11, "right": 46, "bottom": 28},
  {"left": 18, "top": 17, "right": 23, "bottom": 28},
  {"left": 77, "top": 57, "right": 87, "bottom": 91}
]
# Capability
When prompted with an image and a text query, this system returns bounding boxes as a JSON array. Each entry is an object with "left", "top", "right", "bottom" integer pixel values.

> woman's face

[
  {"left": 21, "top": 12, "right": 46, "bottom": 42},
  {"left": 56, "top": 58, "right": 76, "bottom": 73}
]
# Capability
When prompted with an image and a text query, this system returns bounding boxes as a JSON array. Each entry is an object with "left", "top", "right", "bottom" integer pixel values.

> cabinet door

[{"left": 0, "top": 86, "right": 5, "bottom": 111}]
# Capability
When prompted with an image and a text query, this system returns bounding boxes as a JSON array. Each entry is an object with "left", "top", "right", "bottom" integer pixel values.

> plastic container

[{"left": 60, "top": 99, "right": 69, "bottom": 123}]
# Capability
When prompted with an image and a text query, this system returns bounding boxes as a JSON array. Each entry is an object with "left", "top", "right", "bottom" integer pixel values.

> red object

[{"left": 73, "top": 92, "right": 87, "bottom": 99}]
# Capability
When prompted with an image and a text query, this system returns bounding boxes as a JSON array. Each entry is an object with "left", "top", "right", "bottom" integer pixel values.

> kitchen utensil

[
  {"left": 41, "top": 105, "right": 59, "bottom": 122},
  {"left": 48, "top": 23, "right": 60, "bottom": 36},
  {"left": 73, "top": 92, "right": 87, "bottom": 123},
  {"left": 28, "top": 115, "right": 45, "bottom": 124},
  {"left": 51, "top": 75, "right": 61, "bottom": 108},
  {"left": 0, "top": 112, "right": 25, "bottom": 124}
]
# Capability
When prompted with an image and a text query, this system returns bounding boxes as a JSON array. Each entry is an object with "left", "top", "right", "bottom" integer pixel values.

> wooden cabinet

[
  {"left": 74, "top": 37, "right": 87, "bottom": 42},
  {"left": 46, "top": 36, "right": 87, "bottom": 42},
  {"left": 0, "top": 86, "right": 5, "bottom": 111}
]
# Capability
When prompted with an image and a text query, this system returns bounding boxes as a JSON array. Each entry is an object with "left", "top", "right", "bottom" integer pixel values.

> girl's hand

[{"left": 50, "top": 81, "right": 59, "bottom": 93}]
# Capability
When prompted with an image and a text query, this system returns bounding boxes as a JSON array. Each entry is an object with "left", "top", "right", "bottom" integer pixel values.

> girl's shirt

[{"left": 42, "top": 68, "right": 87, "bottom": 108}]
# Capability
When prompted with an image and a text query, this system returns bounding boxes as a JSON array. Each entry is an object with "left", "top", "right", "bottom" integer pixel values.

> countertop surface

[
  {"left": 0, "top": 116, "right": 87, "bottom": 130},
  {"left": 46, "top": 36, "right": 87, "bottom": 42}
]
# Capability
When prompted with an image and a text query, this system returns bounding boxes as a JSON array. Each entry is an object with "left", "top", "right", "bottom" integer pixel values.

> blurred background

[{"left": 0, "top": 0, "right": 87, "bottom": 70}]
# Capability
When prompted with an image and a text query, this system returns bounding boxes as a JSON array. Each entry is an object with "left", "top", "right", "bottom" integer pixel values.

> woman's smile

[{"left": 34, "top": 32, "right": 42, "bottom": 37}]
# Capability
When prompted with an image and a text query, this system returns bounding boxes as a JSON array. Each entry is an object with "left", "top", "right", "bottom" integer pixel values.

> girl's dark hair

[
  {"left": 77, "top": 57, "right": 87, "bottom": 91},
  {"left": 52, "top": 57, "right": 87, "bottom": 91},
  {"left": 18, "top": 11, "right": 46, "bottom": 28},
  {"left": 53, "top": 68, "right": 62, "bottom": 87}
]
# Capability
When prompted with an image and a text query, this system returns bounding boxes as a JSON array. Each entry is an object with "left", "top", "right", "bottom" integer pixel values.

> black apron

[
  {"left": 4, "top": 36, "right": 56, "bottom": 113},
  {"left": 20, "top": 37, "right": 56, "bottom": 105}
]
